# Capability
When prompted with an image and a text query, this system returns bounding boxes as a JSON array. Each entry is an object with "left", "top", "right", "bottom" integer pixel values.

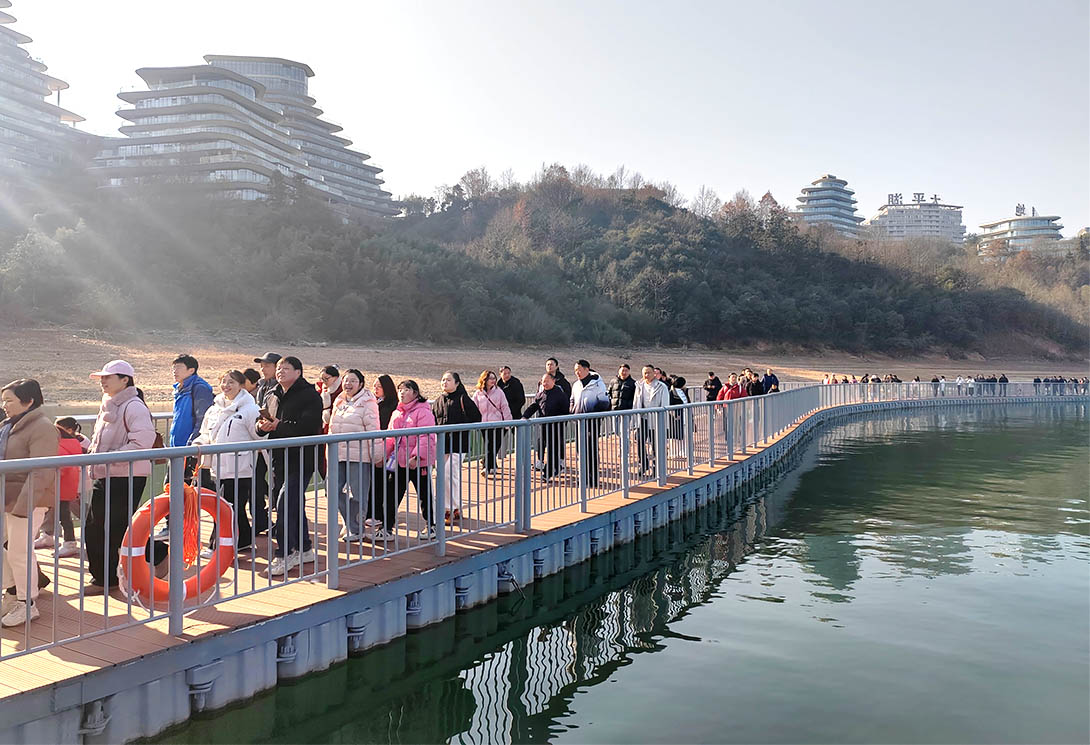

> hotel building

[
  {"left": 794, "top": 174, "right": 864, "bottom": 237},
  {"left": 978, "top": 207, "right": 1063, "bottom": 250},
  {"left": 0, "top": 1, "right": 93, "bottom": 179},
  {"left": 863, "top": 194, "right": 966, "bottom": 243},
  {"left": 94, "top": 56, "right": 395, "bottom": 218}
]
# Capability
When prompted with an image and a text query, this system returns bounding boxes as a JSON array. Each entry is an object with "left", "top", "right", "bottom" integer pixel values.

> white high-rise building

[
  {"left": 979, "top": 206, "right": 1063, "bottom": 250},
  {"left": 794, "top": 174, "right": 864, "bottom": 237},
  {"left": 863, "top": 193, "right": 966, "bottom": 243}
]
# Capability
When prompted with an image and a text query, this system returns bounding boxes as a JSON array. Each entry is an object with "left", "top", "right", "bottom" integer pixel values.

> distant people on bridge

[
  {"left": 761, "top": 369, "right": 780, "bottom": 394},
  {"left": 328, "top": 369, "right": 382, "bottom": 542},
  {"left": 472, "top": 370, "right": 512, "bottom": 477},
  {"left": 633, "top": 365, "right": 669, "bottom": 476},
  {"left": 381, "top": 380, "right": 437, "bottom": 540},
  {"left": 250, "top": 351, "right": 282, "bottom": 536},
  {"left": 257, "top": 356, "right": 323, "bottom": 576},
  {"left": 522, "top": 373, "right": 568, "bottom": 483},
  {"left": 192, "top": 370, "right": 262, "bottom": 555},
  {"left": 432, "top": 372, "right": 481, "bottom": 525},
  {"left": 497, "top": 366, "right": 525, "bottom": 420},
  {"left": 998, "top": 374, "right": 1008, "bottom": 396},
  {"left": 955, "top": 375, "right": 964, "bottom": 396},
  {"left": 570, "top": 360, "right": 610, "bottom": 488},
  {"left": 1033, "top": 376, "right": 1041, "bottom": 395},
  {"left": 84, "top": 360, "right": 156, "bottom": 596},
  {"left": 703, "top": 372, "right": 723, "bottom": 401},
  {"left": 609, "top": 364, "right": 636, "bottom": 411},
  {"left": 0, "top": 379, "right": 57, "bottom": 627}
]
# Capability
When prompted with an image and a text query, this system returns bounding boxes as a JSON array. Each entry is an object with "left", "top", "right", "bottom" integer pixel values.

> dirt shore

[{"left": 2, "top": 328, "right": 1085, "bottom": 413}]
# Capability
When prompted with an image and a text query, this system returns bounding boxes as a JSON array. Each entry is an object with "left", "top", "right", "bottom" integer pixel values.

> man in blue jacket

[{"left": 170, "top": 354, "right": 214, "bottom": 448}]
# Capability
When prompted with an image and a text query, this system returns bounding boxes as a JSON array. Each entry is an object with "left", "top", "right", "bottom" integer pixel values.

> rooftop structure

[
  {"left": 94, "top": 55, "right": 395, "bottom": 218},
  {"left": 863, "top": 193, "right": 966, "bottom": 243},
  {"left": 794, "top": 174, "right": 864, "bottom": 237},
  {"left": 0, "top": 1, "right": 94, "bottom": 179},
  {"left": 979, "top": 205, "right": 1063, "bottom": 250}
]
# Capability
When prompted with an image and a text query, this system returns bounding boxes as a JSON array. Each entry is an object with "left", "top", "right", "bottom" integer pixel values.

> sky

[{"left": 12, "top": 0, "right": 1090, "bottom": 234}]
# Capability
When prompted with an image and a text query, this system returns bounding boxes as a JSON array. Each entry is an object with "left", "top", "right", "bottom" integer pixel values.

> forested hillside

[{"left": 1, "top": 165, "right": 1086, "bottom": 356}]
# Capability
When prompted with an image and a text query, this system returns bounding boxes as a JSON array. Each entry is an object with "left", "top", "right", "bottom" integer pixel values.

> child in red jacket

[{"left": 33, "top": 417, "right": 89, "bottom": 558}]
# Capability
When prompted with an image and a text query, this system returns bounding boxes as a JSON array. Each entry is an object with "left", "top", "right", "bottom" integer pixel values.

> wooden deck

[{"left": 0, "top": 416, "right": 788, "bottom": 699}]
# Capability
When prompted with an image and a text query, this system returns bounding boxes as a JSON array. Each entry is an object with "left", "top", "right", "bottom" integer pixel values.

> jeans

[
  {"left": 337, "top": 461, "right": 371, "bottom": 537},
  {"left": 272, "top": 450, "right": 313, "bottom": 558},
  {"left": 85, "top": 476, "right": 147, "bottom": 587}
]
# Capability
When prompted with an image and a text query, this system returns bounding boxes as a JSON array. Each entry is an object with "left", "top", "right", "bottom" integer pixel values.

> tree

[
  {"left": 690, "top": 185, "right": 721, "bottom": 218},
  {"left": 458, "top": 167, "right": 494, "bottom": 204}
]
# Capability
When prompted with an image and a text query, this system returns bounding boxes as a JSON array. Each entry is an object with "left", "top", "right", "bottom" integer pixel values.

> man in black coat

[
  {"left": 257, "top": 356, "right": 323, "bottom": 575},
  {"left": 703, "top": 372, "right": 723, "bottom": 401},
  {"left": 497, "top": 366, "right": 526, "bottom": 419},
  {"left": 608, "top": 364, "right": 636, "bottom": 411},
  {"left": 523, "top": 373, "right": 569, "bottom": 481}
]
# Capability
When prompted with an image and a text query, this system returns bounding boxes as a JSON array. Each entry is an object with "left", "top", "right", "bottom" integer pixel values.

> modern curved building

[
  {"left": 205, "top": 55, "right": 395, "bottom": 216},
  {"left": 794, "top": 174, "right": 864, "bottom": 237},
  {"left": 978, "top": 209, "right": 1064, "bottom": 250},
  {"left": 93, "top": 64, "right": 310, "bottom": 201},
  {"left": 95, "top": 54, "right": 396, "bottom": 218},
  {"left": 0, "top": 0, "right": 92, "bottom": 178}
]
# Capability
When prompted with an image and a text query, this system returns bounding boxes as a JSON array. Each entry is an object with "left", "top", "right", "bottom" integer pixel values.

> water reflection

[{"left": 156, "top": 402, "right": 1089, "bottom": 745}]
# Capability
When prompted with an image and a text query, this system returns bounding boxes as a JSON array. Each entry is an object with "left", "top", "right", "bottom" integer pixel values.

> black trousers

[
  {"left": 207, "top": 477, "right": 254, "bottom": 551},
  {"left": 85, "top": 476, "right": 147, "bottom": 587},
  {"left": 581, "top": 420, "right": 600, "bottom": 487},
  {"left": 271, "top": 449, "right": 313, "bottom": 557},
  {"left": 483, "top": 429, "right": 504, "bottom": 472},
  {"left": 539, "top": 422, "right": 563, "bottom": 479},
  {"left": 377, "top": 466, "right": 432, "bottom": 531},
  {"left": 252, "top": 454, "right": 271, "bottom": 534}
]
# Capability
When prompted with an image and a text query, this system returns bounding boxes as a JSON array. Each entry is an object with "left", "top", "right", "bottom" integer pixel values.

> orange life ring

[{"left": 119, "top": 488, "right": 236, "bottom": 605}]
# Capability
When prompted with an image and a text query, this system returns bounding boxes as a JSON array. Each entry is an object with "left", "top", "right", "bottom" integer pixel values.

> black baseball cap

[{"left": 253, "top": 352, "right": 282, "bottom": 364}]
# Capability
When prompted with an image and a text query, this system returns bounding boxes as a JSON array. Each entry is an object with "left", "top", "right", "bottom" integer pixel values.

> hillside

[{"left": 0, "top": 166, "right": 1086, "bottom": 358}]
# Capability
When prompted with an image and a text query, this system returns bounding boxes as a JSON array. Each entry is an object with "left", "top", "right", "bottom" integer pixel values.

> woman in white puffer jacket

[
  {"left": 193, "top": 370, "right": 261, "bottom": 551},
  {"left": 328, "top": 369, "right": 383, "bottom": 541}
]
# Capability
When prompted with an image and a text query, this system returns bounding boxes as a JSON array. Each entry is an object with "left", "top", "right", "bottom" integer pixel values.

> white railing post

[
  {"left": 325, "top": 440, "right": 339, "bottom": 589},
  {"left": 577, "top": 418, "right": 588, "bottom": 513},
  {"left": 434, "top": 433, "right": 446, "bottom": 556},
  {"left": 708, "top": 404, "right": 717, "bottom": 467},
  {"left": 514, "top": 421, "right": 528, "bottom": 529},
  {"left": 620, "top": 412, "right": 630, "bottom": 498},
  {"left": 656, "top": 408, "right": 668, "bottom": 487},
  {"left": 167, "top": 455, "right": 186, "bottom": 636},
  {"left": 685, "top": 408, "right": 695, "bottom": 475}
]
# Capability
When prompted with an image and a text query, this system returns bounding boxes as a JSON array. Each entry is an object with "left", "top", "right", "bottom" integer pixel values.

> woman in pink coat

[
  {"left": 471, "top": 370, "right": 512, "bottom": 476},
  {"left": 378, "top": 381, "right": 437, "bottom": 541}
]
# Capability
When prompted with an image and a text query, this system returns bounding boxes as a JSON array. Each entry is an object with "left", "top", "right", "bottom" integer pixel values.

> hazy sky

[{"left": 13, "top": 0, "right": 1090, "bottom": 234}]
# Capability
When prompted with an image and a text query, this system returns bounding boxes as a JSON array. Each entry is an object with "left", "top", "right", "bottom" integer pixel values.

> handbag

[{"left": 152, "top": 431, "right": 167, "bottom": 465}]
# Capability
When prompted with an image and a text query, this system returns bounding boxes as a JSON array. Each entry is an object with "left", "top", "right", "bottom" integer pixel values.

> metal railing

[{"left": 0, "top": 381, "right": 1079, "bottom": 660}]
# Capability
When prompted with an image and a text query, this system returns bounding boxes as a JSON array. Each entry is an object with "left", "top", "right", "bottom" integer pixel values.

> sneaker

[
  {"left": 1, "top": 600, "right": 38, "bottom": 627},
  {"left": 371, "top": 528, "right": 394, "bottom": 542},
  {"left": 55, "top": 541, "right": 81, "bottom": 559},
  {"left": 0, "top": 593, "right": 17, "bottom": 617},
  {"left": 300, "top": 548, "right": 317, "bottom": 564},
  {"left": 363, "top": 518, "right": 379, "bottom": 528},
  {"left": 199, "top": 548, "right": 214, "bottom": 560},
  {"left": 417, "top": 526, "right": 437, "bottom": 540},
  {"left": 153, "top": 527, "right": 169, "bottom": 541},
  {"left": 33, "top": 533, "right": 54, "bottom": 550},
  {"left": 266, "top": 552, "right": 300, "bottom": 577},
  {"left": 344, "top": 533, "right": 362, "bottom": 542}
]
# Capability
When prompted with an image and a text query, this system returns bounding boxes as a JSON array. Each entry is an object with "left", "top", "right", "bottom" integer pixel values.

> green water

[{"left": 153, "top": 402, "right": 1090, "bottom": 744}]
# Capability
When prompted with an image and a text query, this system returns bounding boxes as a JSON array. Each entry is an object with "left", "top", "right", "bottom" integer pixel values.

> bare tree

[
  {"left": 607, "top": 165, "right": 628, "bottom": 189},
  {"left": 627, "top": 171, "right": 646, "bottom": 189},
  {"left": 570, "top": 163, "right": 602, "bottom": 188},
  {"left": 458, "top": 167, "right": 494, "bottom": 203},
  {"left": 497, "top": 168, "right": 519, "bottom": 191},
  {"left": 690, "top": 185, "right": 721, "bottom": 218},
  {"left": 656, "top": 181, "right": 686, "bottom": 208}
]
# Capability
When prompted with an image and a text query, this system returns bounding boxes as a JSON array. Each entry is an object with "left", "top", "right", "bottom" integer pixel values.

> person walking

[
  {"left": 761, "top": 369, "right": 780, "bottom": 394},
  {"left": 379, "top": 381, "right": 437, "bottom": 541},
  {"left": 0, "top": 379, "right": 57, "bottom": 626},
  {"left": 632, "top": 365, "right": 669, "bottom": 476},
  {"left": 432, "top": 372, "right": 481, "bottom": 525},
  {"left": 257, "top": 357, "right": 323, "bottom": 577},
  {"left": 522, "top": 373, "right": 569, "bottom": 482},
  {"left": 497, "top": 366, "right": 525, "bottom": 420},
  {"left": 609, "top": 364, "right": 637, "bottom": 411},
  {"left": 472, "top": 370, "right": 512, "bottom": 477},
  {"left": 328, "top": 369, "right": 382, "bottom": 542},
  {"left": 570, "top": 360, "right": 610, "bottom": 488},
  {"left": 998, "top": 374, "right": 1008, "bottom": 397},
  {"left": 84, "top": 360, "right": 156, "bottom": 595},
  {"left": 192, "top": 370, "right": 262, "bottom": 555},
  {"left": 249, "top": 352, "right": 281, "bottom": 535},
  {"left": 169, "top": 354, "right": 214, "bottom": 487},
  {"left": 703, "top": 372, "right": 723, "bottom": 401}
]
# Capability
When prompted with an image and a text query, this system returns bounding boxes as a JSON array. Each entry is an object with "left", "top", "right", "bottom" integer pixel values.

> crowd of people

[
  {"left": 818, "top": 372, "right": 1088, "bottom": 397},
  {"left": 0, "top": 354, "right": 1084, "bottom": 628}
]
